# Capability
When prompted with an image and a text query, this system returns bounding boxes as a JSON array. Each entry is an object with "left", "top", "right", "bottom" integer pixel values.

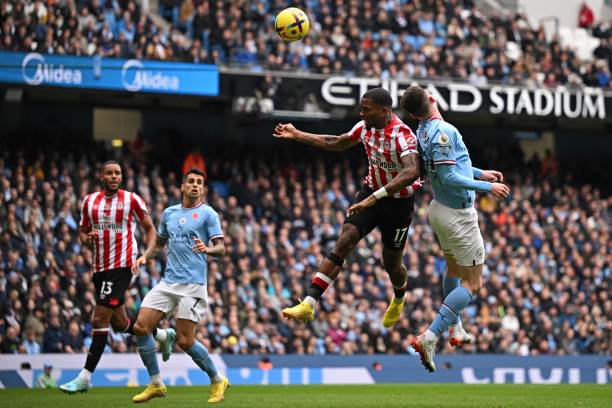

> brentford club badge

[{"left": 383, "top": 140, "right": 391, "bottom": 150}]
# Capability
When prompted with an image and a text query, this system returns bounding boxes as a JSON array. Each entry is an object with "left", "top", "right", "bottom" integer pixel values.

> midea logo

[
  {"left": 21, "top": 53, "right": 83, "bottom": 86},
  {"left": 121, "top": 59, "right": 179, "bottom": 92}
]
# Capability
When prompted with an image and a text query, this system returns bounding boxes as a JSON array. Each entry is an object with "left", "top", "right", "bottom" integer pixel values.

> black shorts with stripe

[
  {"left": 92, "top": 267, "right": 133, "bottom": 308},
  {"left": 344, "top": 186, "right": 415, "bottom": 250}
]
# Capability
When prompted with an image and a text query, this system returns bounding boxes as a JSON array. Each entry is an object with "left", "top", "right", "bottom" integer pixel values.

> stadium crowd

[
  {"left": 1, "top": 0, "right": 611, "bottom": 88},
  {"left": 0, "top": 140, "right": 610, "bottom": 357}
]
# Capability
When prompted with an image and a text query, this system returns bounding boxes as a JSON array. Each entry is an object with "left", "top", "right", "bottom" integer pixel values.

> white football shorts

[
  {"left": 140, "top": 281, "right": 208, "bottom": 323},
  {"left": 428, "top": 199, "right": 485, "bottom": 267}
]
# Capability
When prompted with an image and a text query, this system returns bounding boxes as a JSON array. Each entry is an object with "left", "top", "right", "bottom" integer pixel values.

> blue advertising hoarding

[
  {"left": 0, "top": 51, "right": 218, "bottom": 96},
  {"left": 0, "top": 354, "right": 610, "bottom": 388}
]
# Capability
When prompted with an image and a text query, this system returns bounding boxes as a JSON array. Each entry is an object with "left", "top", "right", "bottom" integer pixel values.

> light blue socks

[{"left": 429, "top": 286, "right": 472, "bottom": 336}]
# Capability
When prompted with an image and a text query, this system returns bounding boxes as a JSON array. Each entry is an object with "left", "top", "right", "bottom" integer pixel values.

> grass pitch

[{"left": 1, "top": 384, "right": 610, "bottom": 407}]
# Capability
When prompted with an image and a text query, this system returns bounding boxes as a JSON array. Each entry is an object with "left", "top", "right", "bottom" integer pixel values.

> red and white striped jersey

[
  {"left": 79, "top": 189, "right": 148, "bottom": 273},
  {"left": 348, "top": 114, "right": 420, "bottom": 198}
]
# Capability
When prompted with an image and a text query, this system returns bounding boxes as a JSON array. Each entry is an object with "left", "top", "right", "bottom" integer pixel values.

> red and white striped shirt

[
  {"left": 79, "top": 189, "right": 148, "bottom": 273},
  {"left": 348, "top": 115, "right": 419, "bottom": 198}
]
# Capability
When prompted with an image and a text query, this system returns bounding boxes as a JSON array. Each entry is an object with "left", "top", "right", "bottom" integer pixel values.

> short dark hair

[
  {"left": 183, "top": 168, "right": 206, "bottom": 182},
  {"left": 101, "top": 160, "right": 121, "bottom": 172},
  {"left": 400, "top": 85, "right": 430, "bottom": 117},
  {"left": 362, "top": 87, "right": 392, "bottom": 108}
]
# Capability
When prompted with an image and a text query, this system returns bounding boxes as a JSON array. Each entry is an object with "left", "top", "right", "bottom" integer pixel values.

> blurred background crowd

[
  {"left": 0, "top": 139, "right": 609, "bottom": 357},
  {"left": 1, "top": 0, "right": 611, "bottom": 87}
]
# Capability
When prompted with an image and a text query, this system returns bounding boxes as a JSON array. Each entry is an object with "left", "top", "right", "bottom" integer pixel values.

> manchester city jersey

[
  {"left": 157, "top": 203, "right": 223, "bottom": 286},
  {"left": 417, "top": 118, "right": 476, "bottom": 209}
]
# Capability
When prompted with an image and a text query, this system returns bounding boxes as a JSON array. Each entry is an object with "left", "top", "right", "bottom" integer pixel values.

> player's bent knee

[
  {"left": 132, "top": 321, "right": 150, "bottom": 337},
  {"left": 176, "top": 336, "right": 195, "bottom": 351}
]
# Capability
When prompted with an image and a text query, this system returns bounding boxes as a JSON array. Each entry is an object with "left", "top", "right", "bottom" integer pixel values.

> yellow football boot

[
  {"left": 382, "top": 297, "right": 405, "bottom": 328},
  {"left": 281, "top": 300, "right": 314, "bottom": 323},
  {"left": 132, "top": 383, "right": 167, "bottom": 403},
  {"left": 208, "top": 376, "right": 230, "bottom": 403}
]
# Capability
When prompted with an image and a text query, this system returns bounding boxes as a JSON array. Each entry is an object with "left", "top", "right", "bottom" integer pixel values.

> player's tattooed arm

[
  {"left": 383, "top": 153, "right": 421, "bottom": 196},
  {"left": 144, "top": 235, "right": 168, "bottom": 259},
  {"left": 206, "top": 237, "right": 226, "bottom": 257},
  {"left": 273, "top": 123, "right": 359, "bottom": 151},
  {"left": 347, "top": 153, "right": 421, "bottom": 216},
  {"left": 132, "top": 235, "right": 167, "bottom": 274}
]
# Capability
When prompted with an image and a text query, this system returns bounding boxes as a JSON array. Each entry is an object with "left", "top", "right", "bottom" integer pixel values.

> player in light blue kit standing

[
  {"left": 130, "top": 168, "right": 230, "bottom": 403},
  {"left": 350, "top": 84, "right": 510, "bottom": 372},
  {"left": 400, "top": 85, "right": 509, "bottom": 372}
]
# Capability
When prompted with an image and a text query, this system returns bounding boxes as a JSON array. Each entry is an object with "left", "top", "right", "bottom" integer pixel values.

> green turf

[{"left": 1, "top": 384, "right": 610, "bottom": 407}]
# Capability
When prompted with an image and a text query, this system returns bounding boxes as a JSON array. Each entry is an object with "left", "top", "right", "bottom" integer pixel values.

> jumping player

[
  {"left": 274, "top": 88, "right": 422, "bottom": 328},
  {"left": 130, "top": 169, "right": 230, "bottom": 403},
  {"left": 60, "top": 161, "right": 175, "bottom": 393},
  {"left": 354, "top": 85, "right": 510, "bottom": 372}
]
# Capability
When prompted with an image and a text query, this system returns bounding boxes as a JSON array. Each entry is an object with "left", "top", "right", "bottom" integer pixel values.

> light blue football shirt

[
  {"left": 417, "top": 118, "right": 490, "bottom": 209},
  {"left": 157, "top": 203, "right": 223, "bottom": 286}
]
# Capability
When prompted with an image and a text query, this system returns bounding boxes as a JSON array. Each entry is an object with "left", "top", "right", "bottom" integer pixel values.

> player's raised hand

[
  {"left": 132, "top": 255, "right": 147, "bottom": 275},
  {"left": 490, "top": 182, "right": 510, "bottom": 199},
  {"left": 273, "top": 123, "right": 298, "bottom": 139},
  {"left": 347, "top": 194, "right": 377, "bottom": 217},
  {"left": 192, "top": 237, "right": 208, "bottom": 254},
  {"left": 480, "top": 170, "right": 504, "bottom": 182}
]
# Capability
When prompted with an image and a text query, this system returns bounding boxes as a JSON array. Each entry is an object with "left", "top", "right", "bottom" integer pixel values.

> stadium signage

[
  {"left": 21, "top": 53, "right": 83, "bottom": 86},
  {"left": 121, "top": 59, "right": 179, "bottom": 92},
  {"left": 0, "top": 51, "right": 219, "bottom": 96},
  {"left": 321, "top": 77, "right": 606, "bottom": 120}
]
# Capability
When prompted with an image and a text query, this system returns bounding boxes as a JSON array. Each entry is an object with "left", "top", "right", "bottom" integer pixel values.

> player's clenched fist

[{"left": 273, "top": 123, "right": 298, "bottom": 139}]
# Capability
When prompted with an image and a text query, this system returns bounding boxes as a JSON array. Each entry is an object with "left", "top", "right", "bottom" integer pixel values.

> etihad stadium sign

[{"left": 320, "top": 76, "right": 607, "bottom": 120}]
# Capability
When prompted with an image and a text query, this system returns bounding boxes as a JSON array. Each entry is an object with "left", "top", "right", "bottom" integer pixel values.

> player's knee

[
  {"left": 336, "top": 225, "right": 360, "bottom": 255},
  {"left": 92, "top": 314, "right": 111, "bottom": 329},
  {"left": 132, "top": 321, "right": 149, "bottom": 337},
  {"left": 176, "top": 335, "right": 194, "bottom": 351}
]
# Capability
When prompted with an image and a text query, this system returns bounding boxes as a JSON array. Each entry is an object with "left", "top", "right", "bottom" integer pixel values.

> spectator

[
  {"left": 578, "top": 2, "right": 595, "bottom": 29},
  {"left": 0, "top": 140, "right": 609, "bottom": 357},
  {"left": 22, "top": 329, "right": 41, "bottom": 354}
]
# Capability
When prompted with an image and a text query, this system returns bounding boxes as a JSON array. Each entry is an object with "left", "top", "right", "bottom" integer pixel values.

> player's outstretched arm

[
  {"left": 438, "top": 165, "right": 509, "bottom": 198},
  {"left": 473, "top": 167, "right": 504, "bottom": 182},
  {"left": 273, "top": 123, "right": 359, "bottom": 152},
  {"left": 347, "top": 154, "right": 421, "bottom": 215}
]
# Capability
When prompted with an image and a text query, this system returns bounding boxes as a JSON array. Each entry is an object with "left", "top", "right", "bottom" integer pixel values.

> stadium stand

[
  {"left": 1, "top": 0, "right": 610, "bottom": 88},
  {"left": 0, "top": 141, "right": 609, "bottom": 356}
]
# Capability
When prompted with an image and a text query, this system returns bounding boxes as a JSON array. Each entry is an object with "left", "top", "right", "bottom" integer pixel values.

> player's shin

[
  {"left": 137, "top": 334, "right": 163, "bottom": 385},
  {"left": 427, "top": 286, "right": 472, "bottom": 340},
  {"left": 304, "top": 253, "right": 344, "bottom": 307},
  {"left": 185, "top": 340, "right": 223, "bottom": 383},
  {"left": 82, "top": 327, "right": 109, "bottom": 379},
  {"left": 443, "top": 276, "right": 462, "bottom": 326}
]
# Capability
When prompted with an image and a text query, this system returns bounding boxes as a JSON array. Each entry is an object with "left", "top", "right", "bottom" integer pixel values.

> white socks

[
  {"left": 212, "top": 373, "right": 224, "bottom": 384},
  {"left": 303, "top": 296, "right": 316, "bottom": 307},
  {"left": 424, "top": 330, "right": 438, "bottom": 342},
  {"left": 78, "top": 369, "right": 92, "bottom": 382},
  {"left": 155, "top": 329, "right": 168, "bottom": 342},
  {"left": 150, "top": 374, "right": 164, "bottom": 386}
]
